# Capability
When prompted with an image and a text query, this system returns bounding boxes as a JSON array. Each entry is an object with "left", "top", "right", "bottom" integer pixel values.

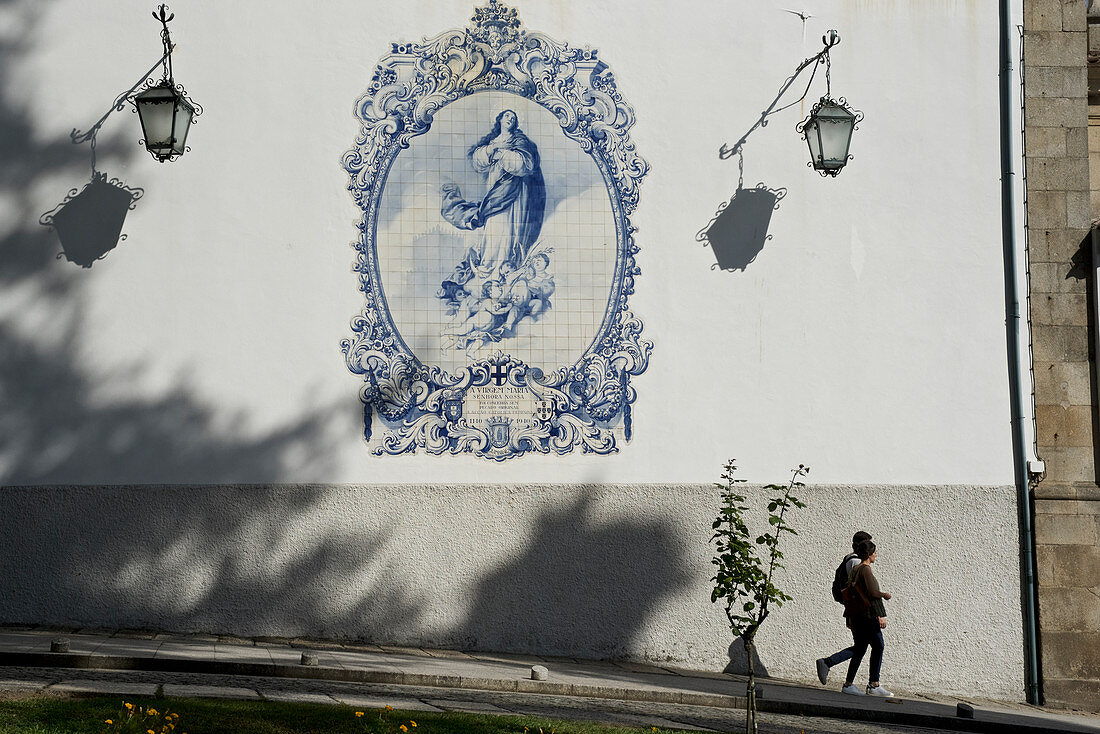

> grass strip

[{"left": 0, "top": 695, "right": 696, "bottom": 734}]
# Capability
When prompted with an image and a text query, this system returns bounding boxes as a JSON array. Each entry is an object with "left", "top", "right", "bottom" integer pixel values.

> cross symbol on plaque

[{"left": 490, "top": 364, "right": 508, "bottom": 386}]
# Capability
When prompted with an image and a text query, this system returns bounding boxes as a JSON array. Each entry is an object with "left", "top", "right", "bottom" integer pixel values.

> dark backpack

[
  {"left": 831, "top": 553, "right": 859, "bottom": 603},
  {"left": 841, "top": 574, "right": 871, "bottom": 618}
]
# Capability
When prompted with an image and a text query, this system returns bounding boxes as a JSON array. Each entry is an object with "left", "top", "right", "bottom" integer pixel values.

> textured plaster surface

[{"left": 0, "top": 483, "right": 1023, "bottom": 700}]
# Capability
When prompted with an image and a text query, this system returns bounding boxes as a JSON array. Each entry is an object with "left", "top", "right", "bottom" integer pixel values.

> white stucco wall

[
  {"left": 1, "top": 0, "right": 1015, "bottom": 485},
  {"left": 0, "top": 0, "right": 1026, "bottom": 700}
]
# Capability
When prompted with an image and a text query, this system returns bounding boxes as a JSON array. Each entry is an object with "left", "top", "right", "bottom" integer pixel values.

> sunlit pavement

[{"left": 0, "top": 627, "right": 1096, "bottom": 734}]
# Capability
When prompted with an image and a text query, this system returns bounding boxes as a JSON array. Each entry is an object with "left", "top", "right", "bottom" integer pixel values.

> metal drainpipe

[{"left": 999, "top": 0, "right": 1042, "bottom": 706}]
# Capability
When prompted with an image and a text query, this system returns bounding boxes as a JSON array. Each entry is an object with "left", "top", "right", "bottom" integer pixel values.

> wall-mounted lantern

[
  {"left": 798, "top": 95, "right": 861, "bottom": 176},
  {"left": 720, "top": 30, "right": 862, "bottom": 177},
  {"left": 132, "top": 5, "right": 199, "bottom": 162},
  {"left": 67, "top": 3, "right": 201, "bottom": 165}
]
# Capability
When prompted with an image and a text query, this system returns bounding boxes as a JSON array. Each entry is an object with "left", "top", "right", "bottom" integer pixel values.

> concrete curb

[{"left": 0, "top": 651, "right": 1087, "bottom": 734}]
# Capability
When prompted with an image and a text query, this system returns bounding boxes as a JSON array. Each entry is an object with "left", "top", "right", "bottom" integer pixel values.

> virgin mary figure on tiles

[{"left": 437, "top": 109, "right": 554, "bottom": 352}]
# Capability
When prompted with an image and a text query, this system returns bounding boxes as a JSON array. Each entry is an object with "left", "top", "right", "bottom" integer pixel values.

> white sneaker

[
  {"left": 866, "top": 684, "right": 894, "bottom": 697},
  {"left": 841, "top": 684, "right": 865, "bottom": 695},
  {"left": 816, "top": 658, "right": 829, "bottom": 685}
]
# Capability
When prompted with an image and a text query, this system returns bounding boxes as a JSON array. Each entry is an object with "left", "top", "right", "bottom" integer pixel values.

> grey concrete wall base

[{"left": 0, "top": 483, "right": 1025, "bottom": 700}]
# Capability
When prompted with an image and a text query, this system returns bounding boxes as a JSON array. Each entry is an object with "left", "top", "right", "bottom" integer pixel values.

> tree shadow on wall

[
  {"left": 0, "top": 484, "right": 428, "bottom": 638},
  {"left": 450, "top": 490, "right": 692, "bottom": 660},
  {"left": 0, "top": 1, "right": 340, "bottom": 486},
  {"left": 0, "top": 318, "right": 340, "bottom": 484},
  {"left": 0, "top": 1, "right": 411, "bottom": 637},
  {"left": 0, "top": 2, "right": 477, "bottom": 655}
]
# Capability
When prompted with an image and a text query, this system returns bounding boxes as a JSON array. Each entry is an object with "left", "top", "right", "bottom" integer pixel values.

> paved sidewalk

[{"left": 0, "top": 627, "right": 1096, "bottom": 734}]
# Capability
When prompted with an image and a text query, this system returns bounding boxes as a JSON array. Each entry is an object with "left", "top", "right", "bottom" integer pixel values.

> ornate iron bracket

[{"left": 719, "top": 30, "right": 841, "bottom": 161}]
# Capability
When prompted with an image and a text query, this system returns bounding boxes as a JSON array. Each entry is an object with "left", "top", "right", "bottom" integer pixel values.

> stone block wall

[
  {"left": 1026, "top": 0, "right": 1100, "bottom": 711},
  {"left": 1034, "top": 499, "right": 1100, "bottom": 704}
]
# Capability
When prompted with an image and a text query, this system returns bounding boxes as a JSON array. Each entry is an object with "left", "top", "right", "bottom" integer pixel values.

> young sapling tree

[{"left": 710, "top": 459, "right": 808, "bottom": 734}]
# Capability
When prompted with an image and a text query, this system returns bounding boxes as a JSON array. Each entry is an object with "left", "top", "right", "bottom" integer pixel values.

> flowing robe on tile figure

[{"left": 438, "top": 110, "right": 549, "bottom": 348}]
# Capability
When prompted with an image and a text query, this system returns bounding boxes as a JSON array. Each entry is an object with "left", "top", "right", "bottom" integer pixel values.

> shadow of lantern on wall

[
  {"left": 696, "top": 183, "right": 787, "bottom": 272},
  {"left": 39, "top": 173, "right": 144, "bottom": 268}
]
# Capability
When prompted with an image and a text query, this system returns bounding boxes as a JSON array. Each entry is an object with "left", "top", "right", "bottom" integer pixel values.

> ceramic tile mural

[
  {"left": 342, "top": 0, "right": 649, "bottom": 459},
  {"left": 379, "top": 93, "right": 616, "bottom": 373}
]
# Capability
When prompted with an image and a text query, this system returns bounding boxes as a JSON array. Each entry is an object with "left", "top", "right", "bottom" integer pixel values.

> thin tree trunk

[{"left": 743, "top": 631, "right": 757, "bottom": 734}]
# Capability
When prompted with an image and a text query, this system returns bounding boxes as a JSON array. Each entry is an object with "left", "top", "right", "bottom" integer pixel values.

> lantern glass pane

[
  {"left": 171, "top": 97, "right": 195, "bottom": 156},
  {"left": 815, "top": 104, "right": 855, "bottom": 169},
  {"left": 135, "top": 85, "right": 179, "bottom": 157},
  {"left": 803, "top": 118, "right": 823, "bottom": 166}
]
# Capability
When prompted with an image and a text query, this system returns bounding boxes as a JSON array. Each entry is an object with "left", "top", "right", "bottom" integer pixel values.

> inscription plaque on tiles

[{"left": 464, "top": 386, "right": 537, "bottom": 427}]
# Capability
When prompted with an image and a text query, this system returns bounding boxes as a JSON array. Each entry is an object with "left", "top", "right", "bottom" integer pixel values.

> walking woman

[{"left": 842, "top": 539, "right": 894, "bottom": 696}]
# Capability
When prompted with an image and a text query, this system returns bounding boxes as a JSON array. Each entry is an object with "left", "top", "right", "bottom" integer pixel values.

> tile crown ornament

[{"left": 341, "top": 0, "right": 650, "bottom": 460}]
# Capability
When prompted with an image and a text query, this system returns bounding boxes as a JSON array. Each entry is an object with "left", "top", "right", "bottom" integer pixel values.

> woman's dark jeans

[
  {"left": 844, "top": 617, "right": 884, "bottom": 685},
  {"left": 823, "top": 646, "right": 854, "bottom": 667}
]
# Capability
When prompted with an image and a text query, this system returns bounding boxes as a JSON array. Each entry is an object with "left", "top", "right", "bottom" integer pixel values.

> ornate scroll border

[{"left": 341, "top": 0, "right": 649, "bottom": 460}]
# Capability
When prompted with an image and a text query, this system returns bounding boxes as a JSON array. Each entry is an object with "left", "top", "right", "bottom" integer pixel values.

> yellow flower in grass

[
  {"left": 148, "top": 708, "right": 158, "bottom": 716},
  {"left": 104, "top": 720, "right": 113, "bottom": 725},
  {"left": 385, "top": 705, "right": 394, "bottom": 711},
  {"left": 124, "top": 703, "right": 133, "bottom": 710},
  {"left": 355, "top": 711, "right": 364, "bottom": 717},
  {"left": 147, "top": 729, "right": 155, "bottom": 734},
  {"left": 410, "top": 721, "right": 417, "bottom": 727},
  {"left": 400, "top": 726, "right": 408, "bottom": 731}
]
